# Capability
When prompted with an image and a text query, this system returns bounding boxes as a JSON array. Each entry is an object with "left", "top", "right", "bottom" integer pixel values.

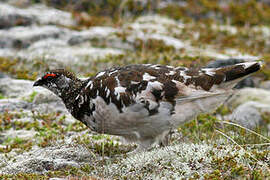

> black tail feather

[{"left": 224, "top": 62, "right": 261, "bottom": 82}]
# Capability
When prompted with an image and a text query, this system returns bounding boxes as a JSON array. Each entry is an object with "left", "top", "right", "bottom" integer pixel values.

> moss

[
  {"left": 0, "top": 170, "right": 97, "bottom": 180},
  {"left": 0, "top": 173, "right": 47, "bottom": 180},
  {"left": 29, "top": 0, "right": 270, "bottom": 28},
  {"left": 0, "top": 110, "right": 24, "bottom": 131},
  {"left": 179, "top": 112, "right": 270, "bottom": 147},
  {"left": 227, "top": 1, "right": 270, "bottom": 26},
  {"left": 72, "top": 12, "right": 115, "bottom": 27},
  {"left": 42, "top": 0, "right": 156, "bottom": 27},
  {"left": 30, "top": 112, "right": 68, "bottom": 148},
  {"left": 91, "top": 134, "right": 108, "bottom": 141},
  {"left": 65, "top": 121, "right": 88, "bottom": 132},
  {"left": 260, "top": 55, "right": 270, "bottom": 80},
  {"left": 261, "top": 112, "right": 270, "bottom": 124},
  {"left": 176, "top": 22, "right": 268, "bottom": 56},
  {"left": 73, "top": 134, "right": 131, "bottom": 157},
  {"left": 1, "top": 1, "right": 270, "bottom": 178},
  {"left": 179, "top": 114, "right": 218, "bottom": 143},
  {"left": 0, "top": 93, "right": 5, "bottom": 99},
  {"left": 159, "top": 0, "right": 270, "bottom": 26},
  {"left": 203, "top": 169, "right": 221, "bottom": 179},
  {"left": 206, "top": 152, "right": 270, "bottom": 179},
  {"left": 215, "top": 105, "right": 231, "bottom": 116},
  {"left": 133, "top": 38, "right": 175, "bottom": 52},
  {"left": 0, "top": 57, "right": 38, "bottom": 80},
  {"left": 0, "top": 137, "right": 33, "bottom": 153}
]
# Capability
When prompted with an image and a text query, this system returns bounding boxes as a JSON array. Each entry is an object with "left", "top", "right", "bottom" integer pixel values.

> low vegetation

[{"left": 1, "top": 0, "right": 270, "bottom": 179}]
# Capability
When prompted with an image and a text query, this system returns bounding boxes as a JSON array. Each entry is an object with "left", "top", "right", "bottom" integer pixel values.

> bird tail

[
  {"left": 201, "top": 61, "right": 262, "bottom": 90},
  {"left": 214, "top": 61, "right": 262, "bottom": 89},
  {"left": 172, "top": 61, "right": 262, "bottom": 127}
]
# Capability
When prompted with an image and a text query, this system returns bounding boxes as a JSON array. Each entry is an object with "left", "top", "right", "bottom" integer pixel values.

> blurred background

[
  {"left": 1, "top": 0, "right": 270, "bottom": 178},
  {"left": 1, "top": 0, "right": 270, "bottom": 78}
]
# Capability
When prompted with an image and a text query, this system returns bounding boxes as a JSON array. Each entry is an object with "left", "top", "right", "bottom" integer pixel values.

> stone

[
  {"left": 227, "top": 101, "right": 270, "bottom": 129},
  {"left": 226, "top": 88, "right": 270, "bottom": 109},
  {"left": 0, "top": 71, "right": 8, "bottom": 79},
  {"left": 68, "top": 26, "right": 119, "bottom": 45},
  {"left": 0, "top": 25, "right": 69, "bottom": 49},
  {"left": 0, "top": 143, "right": 94, "bottom": 174},
  {"left": 259, "top": 80, "right": 270, "bottom": 90},
  {"left": 148, "top": 34, "right": 185, "bottom": 49},
  {"left": 0, "top": 78, "right": 70, "bottom": 115},
  {"left": 16, "top": 41, "right": 124, "bottom": 66},
  {"left": 211, "top": 24, "right": 238, "bottom": 35},
  {"left": 25, "top": 4, "right": 76, "bottom": 27},
  {"left": 0, "top": 3, "right": 75, "bottom": 28},
  {"left": 0, "top": 2, "right": 34, "bottom": 29},
  {"left": 1, "top": 129, "right": 37, "bottom": 140},
  {"left": 101, "top": 141, "right": 269, "bottom": 178},
  {"left": 125, "top": 15, "right": 186, "bottom": 50},
  {"left": 228, "top": 102, "right": 262, "bottom": 129},
  {"left": 0, "top": 99, "right": 32, "bottom": 112},
  {"left": 0, "top": 77, "right": 33, "bottom": 98},
  {"left": 32, "top": 87, "right": 60, "bottom": 104}
]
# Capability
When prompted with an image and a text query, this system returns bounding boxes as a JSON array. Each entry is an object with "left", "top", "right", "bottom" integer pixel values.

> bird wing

[
  {"left": 176, "top": 91, "right": 229, "bottom": 104},
  {"left": 82, "top": 62, "right": 261, "bottom": 114}
]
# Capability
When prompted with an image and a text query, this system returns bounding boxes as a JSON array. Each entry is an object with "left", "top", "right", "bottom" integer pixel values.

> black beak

[{"left": 33, "top": 79, "right": 43, "bottom": 87}]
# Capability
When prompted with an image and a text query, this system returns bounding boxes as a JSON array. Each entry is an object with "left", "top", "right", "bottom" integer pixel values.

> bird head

[{"left": 33, "top": 69, "right": 81, "bottom": 97}]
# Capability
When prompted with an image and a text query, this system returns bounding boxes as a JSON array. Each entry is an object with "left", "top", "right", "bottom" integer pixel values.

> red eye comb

[{"left": 44, "top": 73, "right": 56, "bottom": 79}]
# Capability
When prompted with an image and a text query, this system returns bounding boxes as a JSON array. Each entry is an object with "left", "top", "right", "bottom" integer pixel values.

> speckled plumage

[{"left": 34, "top": 62, "right": 261, "bottom": 151}]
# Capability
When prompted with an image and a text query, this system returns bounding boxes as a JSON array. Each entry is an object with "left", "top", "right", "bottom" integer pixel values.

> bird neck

[{"left": 60, "top": 79, "right": 83, "bottom": 109}]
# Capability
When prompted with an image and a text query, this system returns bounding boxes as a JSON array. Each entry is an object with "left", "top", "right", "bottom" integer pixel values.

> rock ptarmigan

[{"left": 33, "top": 62, "right": 262, "bottom": 152}]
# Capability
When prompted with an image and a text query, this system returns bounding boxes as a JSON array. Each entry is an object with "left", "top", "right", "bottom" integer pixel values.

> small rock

[
  {"left": 0, "top": 2, "right": 34, "bottom": 29},
  {"left": 2, "top": 129, "right": 37, "bottom": 140},
  {"left": 228, "top": 102, "right": 263, "bottom": 129},
  {"left": 0, "top": 77, "right": 33, "bottom": 98},
  {"left": 0, "top": 48, "right": 17, "bottom": 57},
  {"left": 267, "top": 124, "right": 270, "bottom": 132},
  {"left": 135, "top": 15, "right": 182, "bottom": 28},
  {"left": 25, "top": 4, "right": 76, "bottom": 27},
  {"left": 102, "top": 141, "right": 268, "bottom": 178},
  {"left": 0, "top": 99, "right": 32, "bottom": 112},
  {"left": 30, "top": 87, "right": 72, "bottom": 115},
  {"left": 227, "top": 101, "right": 270, "bottom": 129},
  {"left": 0, "top": 13, "right": 33, "bottom": 29},
  {"left": 0, "top": 25, "right": 68, "bottom": 49},
  {"left": 32, "top": 87, "right": 60, "bottom": 104},
  {"left": 0, "top": 3, "right": 75, "bottom": 28},
  {"left": 1, "top": 143, "right": 94, "bottom": 174},
  {"left": 68, "top": 26, "right": 119, "bottom": 45},
  {"left": 211, "top": 24, "right": 238, "bottom": 35},
  {"left": 124, "top": 15, "right": 185, "bottom": 50},
  {"left": 149, "top": 34, "right": 185, "bottom": 49},
  {"left": 233, "top": 78, "right": 255, "bottom": 89},
  {"left": 0, "top": 71, "right": 8, "bottom": 78},
  {"left": 33, "top": 99, "right": 69, "bottom": 115},
  {"left": 68, "top": 27, "right": 132, "bottom": 50},
  {"left": 259, "top": 80, "right": 270, "bottom": 90},
  {"left": 227, "top": 88, "right": 270, "bottom": 109},
  {"left": 16, "top": 42, "right": 124, "bottom": 65}
]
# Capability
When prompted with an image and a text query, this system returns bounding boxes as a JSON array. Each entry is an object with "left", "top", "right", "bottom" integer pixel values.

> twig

[
  {"left": 219, "top": 120, "right": 270, "bottom": 142},
  {"left": 215, "top": 129, "right": 270, "bottom": 172}
]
